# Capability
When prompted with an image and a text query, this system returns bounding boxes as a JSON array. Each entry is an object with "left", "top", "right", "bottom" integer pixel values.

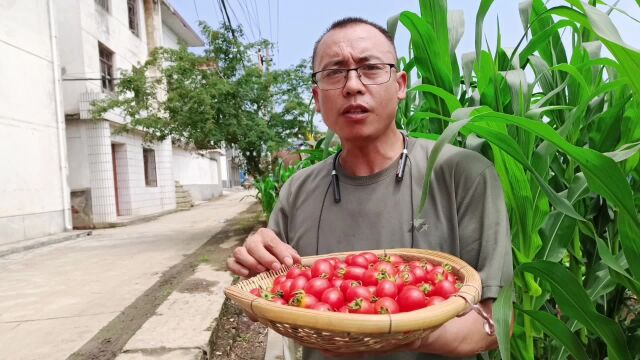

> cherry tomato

[
  {"left": 374, "top": 297, "right": 400, "bottom": 314},
  {"left": 338, "top": 305, "right": 350, "bottom": 313},
  {"left": 348, "top": 298, "right": 375, "bottom": 314},
  {"left": 410, "top": 266, "right": 427, "bottom": 283},
  {"left": 373, "top": 262, "right": 397, "bottom": 277},
  {"left": 330, "top": 278, "right": 343, "bottom": 289},
  {"left": 272, "top": 275, "right": 286, "bottom": 287},
  {"left": 349, "top": 255, "right": 369, "bottom": 268},
  {"left": 303, "top": 277, "right": 332, "bottom": 299},
  {"left": 289, "top": 275, "right": 308, "bottom": 294},
  {"left": 346, "top": 285, "right": 373, "bottom": 302},
  {"left": 320, "top": 287, "right": 345, "bottom": 310},
  {"left": 359, "top": 251, "right": 378, "bottom": 264},
  {"left": 340, "top": 279, "right": 361, "bottom": 295},
  {"left": 309, "top": 302, "right": 333, "bottom": 311},
  {"left": 376, "top": 279, "right": 398, "bottom": 299},
  {"left": 286, "top": 265, "right": 307, "bottom": 279},
  {"left": 425, "top": 296, "right": 446, "bottom": 307},
  {"left": 397, "top": 286, "right": 427, "bottom": 312},
  {"left": 249, "top": 288, "right": 263, "bottom": 297},
  {"left": 271, "top": 297, "right": 288, "bottom": 305},
  {"left": 430, "top": 279, "right": 458, "bottom": 299},
  {"left": 366, "top": 285, "right": 377, "bottom": 295},
  {"left": 343, "top": 266, "right": 366, "bottom": 281},
  {"left": 311, "top": 260, "right": 334, "bottom": 279},
  {"left": 271, "top": 278, "right": 293, "bottom": 300},
  {"left": 416, "top": 282, "right": 433, "bottom": 297},
  {"left": 289, "top": 292, "right": 319, "bottom": 308}
]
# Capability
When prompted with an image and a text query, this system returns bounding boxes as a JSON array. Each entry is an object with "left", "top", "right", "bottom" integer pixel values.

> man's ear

[
  {"left": 396, "top": 71, "right": 408, "bottom": 101},
  {"left": 312, "top": 86, "right": 322, "bottom": 113}
]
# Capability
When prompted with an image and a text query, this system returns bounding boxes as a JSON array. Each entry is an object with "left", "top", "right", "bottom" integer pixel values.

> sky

[
  {"left": 170, "top": 0, "right": 639, "bottom": 71},
  {"left": 169, "top": 0, "right": 639, "bottom": 132}
]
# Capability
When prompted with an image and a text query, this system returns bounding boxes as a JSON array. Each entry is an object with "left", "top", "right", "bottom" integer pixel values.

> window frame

[
  {"left": 127, "top": 0, "right": 139, "bottom": 37},
  {"left": 143, "top": 148, "right": 158, "bottom": 187},
  {"left": 98, "top": 43, "right": 115, "bottom": 93}
]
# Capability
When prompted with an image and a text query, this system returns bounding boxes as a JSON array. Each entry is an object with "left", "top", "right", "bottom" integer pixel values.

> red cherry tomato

[
  {"left": 347, "top": 298, "right": 375, "bottom": 314},
  {"left": 271, "top": 297, "right": 288, "bottom": 305},
  {"left": 289, "top": 275, "right": 308, "bottom": 294},
  {"left": 338, "top": 305, "right": 350, "bottom": 313},
  {"left": 346, "top": 285, "right": 373, "bottom": 302},
  {"left": 303, "top": 277, "right": 332, "bottom": 299},
  {"left": 320, "top": 287, "right": 345, "bottom": 310},
  {"left": 340, "top": 279, "right": 361, "bottom": 295},
  {"left": 410, "top": 266, "right": 427, "bottom": 283},
  {"left": 330, "top": 278, "right": 343, "bottom": 289},
  {"left": 359, "top": 251, "right": 378, "bottom": 264},
  {"left": 309, "top": 302, "right": 333, "bottom": 311},
  {"left": 349, "top": 255, "right": 370, "bottom": 268},
  {"left": 425, "top": 296, "right": 446, "bottom": 307},
  {"left": 397, "top": 286, "right": 427, "bottom": 312},
  {"left": 272, "top": 275, "right": 287, "bottom": 287},
  {"left": 430, "top": 279, "right": 458, "bottom": 299},
  {"left": 373, "top": 262, "right": 397, "bottom": 277},
  {"left": 286, "top": 265, "right": 307, "bottom": 279},
  {"left": 374, "top": 297, "right": 400, "bottom": 314},
  {"left": 376, "top": 279, "right": 398, "bottom": 299},
  {"left": 311, "top": 259, "right": 334, "bottom": 278},
  {"left": 343, "top": 266, "right": 366, "bottom": 281}
]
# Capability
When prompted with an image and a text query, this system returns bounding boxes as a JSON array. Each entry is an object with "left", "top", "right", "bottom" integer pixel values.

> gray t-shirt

[{"left": 268, "top": 137, "right": 512, "bottom": 360}]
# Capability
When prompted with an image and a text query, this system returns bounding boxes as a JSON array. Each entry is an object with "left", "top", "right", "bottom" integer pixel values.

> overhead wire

[{"left": 236, "top": 0, "right": 256, "bottom": 41}]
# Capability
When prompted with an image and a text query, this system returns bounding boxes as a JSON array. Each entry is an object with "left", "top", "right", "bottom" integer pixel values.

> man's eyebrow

[{"left": 321, "top": 55, "right": 385, "bottom": 70}]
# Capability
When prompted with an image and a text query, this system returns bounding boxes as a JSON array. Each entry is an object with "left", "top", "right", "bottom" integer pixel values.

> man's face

[{"left": 312, "top": 24, "right": 407, "bottom": 143}]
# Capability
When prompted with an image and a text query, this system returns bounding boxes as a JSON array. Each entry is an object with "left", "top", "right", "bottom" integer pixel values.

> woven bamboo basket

[{"left": 224, "top": 248, "right": 482, "bottom": 353}]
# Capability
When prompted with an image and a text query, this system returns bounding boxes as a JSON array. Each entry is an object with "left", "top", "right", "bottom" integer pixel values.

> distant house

[{"left": 58, "top": 0, "right": 231, "bottom": 227}]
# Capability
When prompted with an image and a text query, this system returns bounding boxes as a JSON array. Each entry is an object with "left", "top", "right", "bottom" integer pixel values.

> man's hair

[{"left": 312, "top": 17, "right": 396, "bottom": 70}]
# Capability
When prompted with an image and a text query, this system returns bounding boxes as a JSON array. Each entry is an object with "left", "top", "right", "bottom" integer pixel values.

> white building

[
  {"left": 58, "top": 0, "right": 224, "bottom": 228},
  {"left": 0, "top": 0, "right": 72, "bottom": 245}
]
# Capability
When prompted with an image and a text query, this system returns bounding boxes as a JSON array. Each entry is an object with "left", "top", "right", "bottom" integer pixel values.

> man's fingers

[
  {"left": 246, "top": 238, "right": 283, "bottom": 271},
  {"left": 226, "top": 257, "right": 249, "bottom": 277},
  {"left": 233, "top": 246, "right": 268, "bottom": 274},
  {"left": 260, "top": 230, "right": 301, "bottom": 267}
]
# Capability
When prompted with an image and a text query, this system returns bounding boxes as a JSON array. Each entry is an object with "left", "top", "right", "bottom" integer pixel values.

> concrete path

[{"left": 0, "top": 190, "right": 257, "bottom": 360}]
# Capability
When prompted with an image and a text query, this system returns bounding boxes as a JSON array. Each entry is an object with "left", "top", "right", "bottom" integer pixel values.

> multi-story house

[
  {"left": 0, "top": 0, "right": 72, "bottom": 245},
  {"left": 59, "top": 0, "right": 225, "bottom": 227}
]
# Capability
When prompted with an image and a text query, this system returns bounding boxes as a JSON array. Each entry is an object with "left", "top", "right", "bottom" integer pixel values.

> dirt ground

[
  {"left": 209, "top": 296, "right": 269, "bottom": 360},
  {"left": 67, "top": 204, "right": 264, "bottom": 360}
]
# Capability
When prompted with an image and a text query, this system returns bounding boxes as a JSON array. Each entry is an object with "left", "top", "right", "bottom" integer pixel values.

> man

[{"left": 227, "top": 17, "right": 512, "bottom": 359}]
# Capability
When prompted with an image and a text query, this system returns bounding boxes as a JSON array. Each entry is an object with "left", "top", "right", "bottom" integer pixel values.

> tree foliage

[{"left": 93, "top": 23, "right": 315, "bottom": 177}]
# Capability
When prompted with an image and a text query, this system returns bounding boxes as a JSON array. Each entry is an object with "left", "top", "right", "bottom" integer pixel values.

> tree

[{"left": 93, "top": 23, "right": 315, "bottom": 177}]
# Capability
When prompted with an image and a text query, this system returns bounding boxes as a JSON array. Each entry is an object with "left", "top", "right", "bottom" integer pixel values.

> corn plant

[{"left": 392, "top": 0, "right": 640, "bottom": 358}]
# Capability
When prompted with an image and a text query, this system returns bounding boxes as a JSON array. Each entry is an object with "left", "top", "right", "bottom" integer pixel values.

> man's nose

[{"left": 342, "top": 69, "right": 365, "bottom": 95}]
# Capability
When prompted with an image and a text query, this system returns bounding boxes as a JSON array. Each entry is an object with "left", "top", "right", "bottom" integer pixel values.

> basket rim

[{"left": 224, "top": 248, "right": 481, "bottom": 334}]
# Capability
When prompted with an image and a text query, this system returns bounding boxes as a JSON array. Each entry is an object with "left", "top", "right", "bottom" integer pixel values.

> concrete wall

[
  {"left": 162, "top": 22, "right": 180, "bottom": 49},
  {"left": 0, "top": 0, "right": 70, "bottom": 244},
  {"left": 172, "top": 148, "right": 222, "bottom": 201},
  {"left": 55, "top": 0, "right": 149, "bottom": 115}
]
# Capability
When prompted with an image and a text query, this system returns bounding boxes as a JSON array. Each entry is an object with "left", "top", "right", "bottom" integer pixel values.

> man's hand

[{"left": 227, "top": 228, "right": 301, "bottom": 277}]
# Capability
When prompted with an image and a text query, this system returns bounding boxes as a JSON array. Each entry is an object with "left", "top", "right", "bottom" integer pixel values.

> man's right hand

[{"left": 226, "top": 228, "right": 301, "bottom": 277}]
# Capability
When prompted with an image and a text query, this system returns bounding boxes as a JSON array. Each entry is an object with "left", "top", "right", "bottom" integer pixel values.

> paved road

[{"left": 0, "top": 190, "right": 256, "bottom": 360}]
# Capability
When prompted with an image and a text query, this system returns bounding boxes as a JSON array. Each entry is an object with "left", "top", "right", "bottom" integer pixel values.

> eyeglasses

[{"left": 311, "top": 63, "right": 396, "bottom": 90}]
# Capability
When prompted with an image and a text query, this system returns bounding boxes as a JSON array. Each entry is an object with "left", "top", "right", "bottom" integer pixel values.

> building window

[
  {"left": 95, "top": 0, "right": 109, "bottom": 12},
  {"left": 98, "top": 43, "right": 115, "bottom": 92},
  {"left": 143, "top": 148, "right": 158, "bottom": 187},
  {"left": 128, "top": 0, "right": 139, "bottom": 36}
]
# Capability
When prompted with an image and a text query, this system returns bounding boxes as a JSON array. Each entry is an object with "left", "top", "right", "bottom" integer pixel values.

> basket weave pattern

[{"left": 224, "top": 248, "right": 482, "bottom": 353}]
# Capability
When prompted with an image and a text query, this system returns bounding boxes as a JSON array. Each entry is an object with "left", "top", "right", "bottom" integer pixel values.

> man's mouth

[{"left": 342, "top": 104, "right": 369, "bottom": 115}]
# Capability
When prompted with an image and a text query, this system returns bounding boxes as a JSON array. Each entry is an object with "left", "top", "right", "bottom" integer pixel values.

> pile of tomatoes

[{"left": 249, "top": 252, "right": 461, "bottom": 314}]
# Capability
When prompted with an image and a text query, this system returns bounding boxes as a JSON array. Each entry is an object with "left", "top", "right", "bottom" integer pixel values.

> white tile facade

[
  {"left": 110, "top": 130, "right": 175, "bottom": 217},
  {"left": 86, "top": 120, "right": 117, "bottom": 223}
]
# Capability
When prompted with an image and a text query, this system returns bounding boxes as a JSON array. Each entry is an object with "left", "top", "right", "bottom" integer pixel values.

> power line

[
  {"left": 251, "top": 0, "right": 262, "bottom": 39},
  {"left": 276, "top": 0, "right": 280, "bottom": 66},
  {"left": 219, "top": 0, "right": 238, "bottom": 40},
  {"left": 236, "top": 0, "right": 256, "bottom": 41},
  {"left": 193, "top": 0, "right": 201, "bottom": 21}
]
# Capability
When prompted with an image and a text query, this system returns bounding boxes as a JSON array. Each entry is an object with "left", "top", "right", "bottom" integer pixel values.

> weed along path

[{"left": 0, "top": 190, "right": 261, "bottom": 360}]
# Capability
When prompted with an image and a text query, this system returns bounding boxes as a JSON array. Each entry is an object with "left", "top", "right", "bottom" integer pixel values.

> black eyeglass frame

[{"left": 311, "top": 63, "right": 397, "bottom": 90}]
